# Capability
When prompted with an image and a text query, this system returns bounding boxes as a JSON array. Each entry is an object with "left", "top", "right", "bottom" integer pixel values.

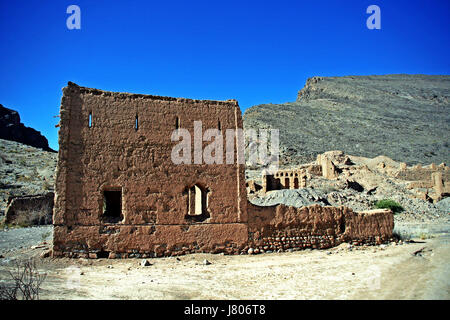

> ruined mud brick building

[
  {"left": 260, "top": 151, "right": 345, "bottom": 193},
  {"left": 261, "top": 169, "right": 308, "bottom": 193},
  {"left": 53, "top": 82, "right": 394, "bottom": 258},
  {"left": 397, "top": 163, "right": 450, "bottom": 203}
]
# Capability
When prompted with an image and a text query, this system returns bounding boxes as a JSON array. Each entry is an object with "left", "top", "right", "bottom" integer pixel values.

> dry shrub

[{"left": 0, "top": 259, "right": 47, "bottom": 300}]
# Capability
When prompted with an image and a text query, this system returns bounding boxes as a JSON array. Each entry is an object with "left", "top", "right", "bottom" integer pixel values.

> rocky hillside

[
  {"left": 0, "top": 104, "right": 55, "bottom": 152},
  {"left": 244, "top": 74, "right": 450, "bottom": 166},
  {"left": 0, "top": 139, "right": 57, "bottom": 216}
]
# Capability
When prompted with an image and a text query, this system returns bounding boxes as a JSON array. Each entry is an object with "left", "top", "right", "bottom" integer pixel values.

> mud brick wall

[
  {"left": 395, "top": 166, "right": 449, "bottom": 181},
  {"left": 5, "top": 192, "right": 54, "bottom": 225},
  {"left": 246, "top": 204, "right": 394, "bottom": 252},
  {"left": 53, "top": 82, "right": 248, "bottom": 258}
]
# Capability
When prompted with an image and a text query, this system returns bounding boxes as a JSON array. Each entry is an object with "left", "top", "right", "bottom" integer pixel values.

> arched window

[{"left": 186, "top": 184, "right": 210, "bottom": 221}]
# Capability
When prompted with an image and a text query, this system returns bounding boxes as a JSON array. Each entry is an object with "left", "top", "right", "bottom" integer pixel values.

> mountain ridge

[
  {"left": 243, "top": 74, "right": 450, "bottom": 166},
  {"left": 0, "top": 104, "right": 55, "bottom": 153}
]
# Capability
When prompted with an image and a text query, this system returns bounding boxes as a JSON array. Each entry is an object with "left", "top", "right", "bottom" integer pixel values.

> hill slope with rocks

[
  {"left": 243, "top": 74, "right": 450, "bottom": 166},
  {"left": 0, "top": 104, "right": 55, "bottom": 152},
  {"left": 0, "top": 138, "right": 57, "bottom": 218}
]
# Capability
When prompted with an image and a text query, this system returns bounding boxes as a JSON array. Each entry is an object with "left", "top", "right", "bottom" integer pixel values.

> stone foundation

[{"left": 53, "top": 223, "right": 248, "bottom": 258}]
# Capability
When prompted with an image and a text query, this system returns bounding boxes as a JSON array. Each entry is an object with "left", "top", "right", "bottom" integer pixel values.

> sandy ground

[{"left": 1, "top": 225, "right": 449, "bottom": 300}]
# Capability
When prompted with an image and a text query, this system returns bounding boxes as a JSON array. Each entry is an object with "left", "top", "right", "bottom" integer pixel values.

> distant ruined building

[{"left": 53, "top": 83, "right": 394, "bottom": 258}]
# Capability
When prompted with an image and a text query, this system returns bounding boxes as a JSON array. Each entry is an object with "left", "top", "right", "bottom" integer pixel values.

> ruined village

[
  {"left": 0, "top": 74, "right": 449, "bottom": 300},
  {"left": 3, "top": 0, "right": 450, "bottom": 304}
]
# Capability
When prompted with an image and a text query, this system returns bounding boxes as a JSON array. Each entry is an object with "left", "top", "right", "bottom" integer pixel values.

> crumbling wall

[
  {"left": 316, "top": 153, "right": 339, "bottom": 179},
  {"left": 401, "top": 164, "right": 449, "bottom": 202},
  {"left": 395, "top": 163, "right": 449, "bottom": 181},
  {"left": 5, "top": 192, "right": 54, "bottom": 226},
  {"left": 53, "top": 82, "right": 248, "bottom": 258},
  {"left": 431, "top": 171, "right": 450, "bottom": 202},
  {"left": 262, "top": 169, "right": 308, "bottom": 193},
  {"left": 246, "top": 203, "right": 393, "bottom": 252}
]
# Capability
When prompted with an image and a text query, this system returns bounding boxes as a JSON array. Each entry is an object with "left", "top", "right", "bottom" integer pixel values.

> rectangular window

[{"left": 102, "top": 189, "right": 123, "bottom": 223}]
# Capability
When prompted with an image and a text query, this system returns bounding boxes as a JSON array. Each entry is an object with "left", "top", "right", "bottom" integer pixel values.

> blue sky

[{"left": 1, "top": 0, "right": 449, "bottom": 151}]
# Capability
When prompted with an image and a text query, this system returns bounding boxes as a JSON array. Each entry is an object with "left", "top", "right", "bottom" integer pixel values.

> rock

[
  {"left": 0, "top": 104, "right": 55, "bottom": 152},
  {"left": 40, "top": 249, "right": 51, "bottom": 258},
  {"left": 247, "top": 248, "right": 254, "bottom": 255},
  {"left": 88, "top": 253, "right": 97, "bottom": 259},
  {"left": 436, "top": 197, "right": 450, "bottom": 213},
  {"left": 140, "top": 259, "right": 151, "bottom": 267},
  {"left": 31, "top": 244, "right": 48, "bottom": 250},
  {"left": 203, "top": 259, "right": 211, "bottom": 265},
  {"left": 346, "top": 180, "right": 364, "bottom": 192}
]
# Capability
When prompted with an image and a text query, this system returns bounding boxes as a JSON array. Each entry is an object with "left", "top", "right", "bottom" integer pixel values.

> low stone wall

[
  {"left": 246, "top": 203, "right": 394, "bottom": 253},
  {"left": 5, "top": 192, "right": 54, "bottom": 226}
]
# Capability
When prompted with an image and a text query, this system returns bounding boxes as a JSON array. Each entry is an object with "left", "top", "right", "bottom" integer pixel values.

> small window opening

[
  {"left": 175, "top": 116, "right": 180, "bottom": 129},
  {"left": 340, "top": 219, "right": 346, "bottom": 234},
  {"left": 186, "top": 184, "right": 210, "bottom": 222},
  {"left": 284, "top": 178, "right": 290, "bottom": 189},
  {"left": 218, "top": 120, "right": 221, "bottom": 132},
  {"left": 97, "top": 250, "right": 110, "bottom": 258},
  {"left": 135, "top": 115, "right": 138, "bottom": 130},
  {"left": 294, "top": 177, "right": 299, "bottom": 189},
  {"left": 102, "top": 189, "right": 123, "bottom": 223},
  {"left": 88, "top": 112, "right": 92, "bottom": 128},
  {"left": 275, "top": 178, "right": 281, "bottom": 189}
]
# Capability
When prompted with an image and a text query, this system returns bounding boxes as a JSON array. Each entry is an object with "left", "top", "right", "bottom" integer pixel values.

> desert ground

[{"left": 0, "top": 222, "right": 449, "bottom": 300}]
